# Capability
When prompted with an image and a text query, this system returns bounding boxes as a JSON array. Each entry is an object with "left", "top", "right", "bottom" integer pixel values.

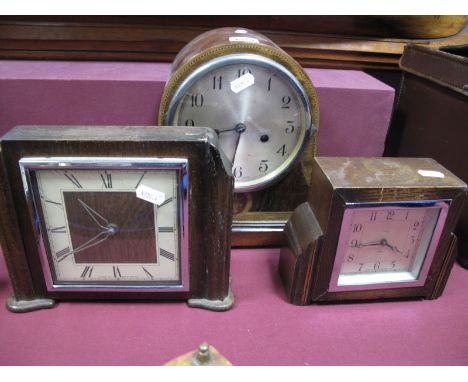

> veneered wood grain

[{"left": 0, "top": 125, "right": 233, "bottom": 303}]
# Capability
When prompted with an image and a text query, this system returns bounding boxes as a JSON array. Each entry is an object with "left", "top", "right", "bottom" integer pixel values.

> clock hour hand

[
  {"left": 380, "top": 239, "right": 402, "bottom": 254},
  {"left": 56, "top": 230, "right": 111, "bottom": 262},
  {"left": 77, "top": 198, "right": 109, "bottom": 230},
  {"left": 215, "top": 123, "right": 247, "bottom": 135}
]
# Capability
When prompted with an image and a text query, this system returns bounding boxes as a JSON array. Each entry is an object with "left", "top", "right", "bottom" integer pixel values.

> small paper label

[
  {"left": 230, "top": 73, "right": 255, "bottom": 94},
  {"left": 417, "top": 170, "right": 445, "bottom": 178},
  {"left": 229, "top": 36, "right": 260, "bottom": 44},
  {"left": 136, "top": 184, "right": 166, "bottom": 206}
]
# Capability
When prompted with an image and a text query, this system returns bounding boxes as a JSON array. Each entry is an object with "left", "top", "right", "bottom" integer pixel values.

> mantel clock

[
  {"left": 279, "top": 157, "right": 467, "bottom": 305},
  {"left": 0, "top": 125, "right": 234, "bottom": 312},
  {"left": 158, "top": 27, "right": 319, "bottom": 247}
]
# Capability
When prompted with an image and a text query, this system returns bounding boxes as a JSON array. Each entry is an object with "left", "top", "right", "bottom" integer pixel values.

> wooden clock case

[
  {"left": 0, "top": 125, "right": 234, "bottom": 312},
  {"left": 279, "top": 157, "right": 467, "bottom": 305}
]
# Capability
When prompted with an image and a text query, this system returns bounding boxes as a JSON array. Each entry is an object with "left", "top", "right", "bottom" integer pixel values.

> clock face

[
  {"left": 329, "top": 202, "right": 448, "bottom": 291},
  {"left": 166, "top": 54, "right": 312, "bottom": 192},
  {"left": 22, "top": 158, "right": 189, "bottom": 291}
]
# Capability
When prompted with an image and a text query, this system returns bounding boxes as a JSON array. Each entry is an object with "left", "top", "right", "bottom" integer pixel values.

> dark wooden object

[
  {"left": 0, "top": 16, "right": 467, "bottom": 70},
  {"left": 279, "top": 157, "right": 467, "bottom": 305},
  {"left": 0, "top": 125, "right": 234, "bottom": 311},
  {"left": 385, "top": 45, "right": 468, "bottom": 268},
  {"left": 158, "top": 27, "right": 320, "bottom": 247}
]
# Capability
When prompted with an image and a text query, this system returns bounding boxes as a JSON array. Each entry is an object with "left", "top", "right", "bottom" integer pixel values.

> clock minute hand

[
  {"left": 230, "top": 123, "right": 247, "bottom": 164},
  {"left": 77, "top": 198, "right": 109, "bottom": 229}
]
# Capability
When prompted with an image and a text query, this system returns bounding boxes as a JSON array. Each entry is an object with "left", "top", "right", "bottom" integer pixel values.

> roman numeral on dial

[
  {"left": 50, "top": 226, "right": 67, "bottom": 234},
  {"left": 160, "top": 248, "right": 175, "bottom": 261},
  {"left": 81, "top": 266, "right": 93, "bottom": 279},
  {"left": 142, "top": 267, "right": 154, "bottom": 279},
  {"left": 113, "top": 266, "right": 121, "bottom": 278},
  {"left": 56, "top": 247, "right": 71, "bottom": 262},
  {"left": 100, "top": 171, "right": 112, "bottom": 188},
  {"left": 158, "top": 226, "right": 174, "bottom": 233},
  {"left": 64, "top": 173, "right": 82, "bottom": 188}
]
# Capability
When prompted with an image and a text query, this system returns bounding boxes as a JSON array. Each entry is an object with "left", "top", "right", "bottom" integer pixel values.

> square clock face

[
  {"left": 20, "top": 157, "right": 189, "bottom": 292},
  {"left": 329, "top": 201, "right": 449, "bottom": 292}
]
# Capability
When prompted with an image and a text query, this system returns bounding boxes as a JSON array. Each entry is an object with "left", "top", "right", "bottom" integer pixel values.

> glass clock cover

[
  {"left": 165, "top": 54, "right": 312, "bottom": 192},
  {"left": 329, "top": 202, "right": 449, "bottom": 291},
  {"left": 21, "top": 157, "right": 189, "bottom": 292}
]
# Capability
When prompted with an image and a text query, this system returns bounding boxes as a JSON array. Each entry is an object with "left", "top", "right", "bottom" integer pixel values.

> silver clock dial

[{"left": 167, "top": 54, "right": 312, "bottom": 192}]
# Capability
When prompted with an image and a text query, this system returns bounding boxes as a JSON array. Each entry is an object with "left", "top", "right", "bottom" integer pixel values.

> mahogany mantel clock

[
  {"left": 158, "top": 27, "right": 319, "bottom": 247},
  {"left": 279, "top": 157, "right": 467, "bottom": 305},
  {"left": 0, "top": 125, "right": 234, "bottom": 312}
]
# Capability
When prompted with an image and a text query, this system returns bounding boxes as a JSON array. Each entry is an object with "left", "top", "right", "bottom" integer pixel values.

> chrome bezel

[
  {"left": 19, "top": 157, "right": 190, "bottom": 293},
  {"left": 329, "top": 200, "right": 450, "bottom": 292},
  {"left": 164, "top": 53, "right": 314, "bottom": 193}
]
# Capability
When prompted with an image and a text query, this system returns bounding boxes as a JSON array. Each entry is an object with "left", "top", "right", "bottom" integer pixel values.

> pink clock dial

[
  {"left": 329, "top": 202, "right": 448, "bottom": 291},
  {"left": 341, "top": 207, "right": 427, "bottom": 275}
]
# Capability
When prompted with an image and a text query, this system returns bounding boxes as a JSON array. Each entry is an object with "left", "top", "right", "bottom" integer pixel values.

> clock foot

[
  {"left": 6, "top": 295, "right": 56, "bottom": 313},
  {"left": 187, "top": 283, "right": 235, "bottom": 312}
]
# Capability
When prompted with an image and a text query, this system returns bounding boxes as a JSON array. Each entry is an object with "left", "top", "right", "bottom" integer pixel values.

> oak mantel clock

[
  {"left": 279, "top": 157, "right": 467, "bottom": 305},
  {"left": 0, "top": 125, "right": 234, "bottom": 312},
  {"left": 158, "top": 27, "right": 319, "bottom": 247}
]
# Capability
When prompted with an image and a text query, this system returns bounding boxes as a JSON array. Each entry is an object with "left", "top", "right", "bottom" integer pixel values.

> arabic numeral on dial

[
  {"left": 347, "top": 253, "right": 355, "bottom": 262},
  {"left": 184, "top": 119, "right": 195, "bottom": 126},
  {"left": 358, "top": 263, "right": 364, "bottom": 272},
  {"left": 413, "top": 221, "right": 421, "bottom": 230},
  {"left": 276, "top": 144, "right": 286, "bottom": 157},
  {"left": 352, "top": 224, "right": 362, "bottom": 233},
  {"left": 281, "top": 95, "right": 291, "bottom": 109},
  {"left": 190, "top": 94, "right": 204, "bottom": 107},
  {"left": 233, "top": 166, "right": 243, "bottom": 178},
  {"left": 387, "top": 210, "right": 395, "bottom": 221},
  {"left": 285, "top": 121, "right": 295, "bottom": 134},
  {"left": 258, "top": 160, "right": 269, "bottom": 173},
  {"left": 374, "top": 262, "right": 380, "bottom": 271},
  {"left": 267, "top": 77, "right": 272, "bottom": 91},
  {"left": 212, "top": 75, "right": 222, "bottom": 90},
  {"left": 370, "top": 211, "right": 377, "bottom": 221},
  {"left": 237, "top": 68, "right": 252, "bottom": 78},
  {"left": 350, "top": 239, "right": 358, "bottom": 247}
]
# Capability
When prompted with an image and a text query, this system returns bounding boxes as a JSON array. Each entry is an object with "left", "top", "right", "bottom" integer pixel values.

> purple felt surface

[
  {"left": 0, "top": 248, "right": 467, "bottom": 366},
  {"left": 0, "top": 60, "right": 394, "bottom": 156}
]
